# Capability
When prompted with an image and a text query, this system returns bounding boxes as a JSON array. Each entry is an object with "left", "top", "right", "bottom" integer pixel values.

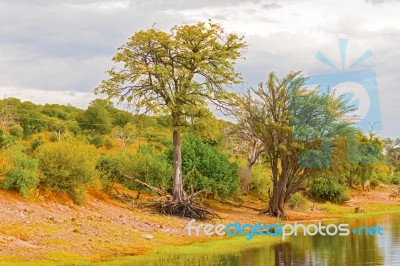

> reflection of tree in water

[
  {"left": 304, "top": 217, "right": 384, "bottom": 265},
  {"left": 274, "top": 242, "right": 309, "bottom": 266},
  {"left": 271, "top": 215, "right": 390, "bottom": 265}
]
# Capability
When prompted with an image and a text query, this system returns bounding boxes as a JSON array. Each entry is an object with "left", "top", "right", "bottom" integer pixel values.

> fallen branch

[
  {"left": 121, "top": 173, "right": 168, "bottom": 197},
  {"left": 187, "top": 189, "right": 208, "bottom": 201},
  {"left": 219, "top": 199, "right": 263, "bottom": 212}
]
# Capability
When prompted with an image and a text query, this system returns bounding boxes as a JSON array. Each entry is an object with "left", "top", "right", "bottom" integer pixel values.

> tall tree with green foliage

[
  {"left": 237, "top": 72, "right": 353, "bottom": 217},
  {"left": 95, "top": 21, "right": 246, "bottom": 206},
  {"left": 77, "top": 99, "right": 112, "bottom": 134}
]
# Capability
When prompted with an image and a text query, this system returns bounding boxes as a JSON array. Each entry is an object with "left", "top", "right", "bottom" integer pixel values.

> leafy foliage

[
  {"left": 248, "top": 164, "right": 272, "bottom": 199},
  {"left": 3, "top": 150, "right": 39, "bottom": 198},
  {"left": 120, "top": 145, "right": 172, "bottom": 191},
  {"left": 167, "top": 136, "right": 239, "bottom": 198},
  {"left": 37, "top": 141, "right": 98, "bottom": 203},
  {"left": 310, "top": 175, "right": 349, "bottom": 203},
  {"left": 287, "top": 192, "right": 307, "bottom": 210}
]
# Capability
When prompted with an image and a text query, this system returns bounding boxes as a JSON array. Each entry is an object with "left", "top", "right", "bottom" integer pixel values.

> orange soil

[{"left": 0, "top": 187, "right": 398, "bottom": 260}]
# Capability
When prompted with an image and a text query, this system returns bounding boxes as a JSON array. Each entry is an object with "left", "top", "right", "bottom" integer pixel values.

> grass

[
  {"left": 97, "top": 235, "right": 281, "bottom": 266},
  {"left": 0, "top": 235, "right": 281, "bottom": 266}
]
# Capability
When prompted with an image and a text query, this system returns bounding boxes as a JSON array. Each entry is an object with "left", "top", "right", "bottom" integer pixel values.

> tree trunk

[
  {"left": 268, "top": 169, "right": 289, "bottom": 218},
  {"left": 172, "top": 129, "right": 185, "bottom": 203},
  {"left": 240, "top": 140, "right": 263, "bottom": 194},
  {"left": 269, "top": 183, "right": 286, "bottom": 217},
  {"left": 240, "top": 166, "right": 252, "bottom": 194}
]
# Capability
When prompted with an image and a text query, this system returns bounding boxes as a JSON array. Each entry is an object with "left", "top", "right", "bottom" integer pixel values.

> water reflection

[
  {"left": 268, "top": 214, "right": 400, "bottom": 266},
  {"left": 142, "top": 214, "right": 400, "bottom": 266}
]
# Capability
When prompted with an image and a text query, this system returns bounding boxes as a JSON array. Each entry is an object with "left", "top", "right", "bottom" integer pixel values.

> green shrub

[
  {"left": 96, "top": 155, "right": 123, "bottom": 193},
  {"left": 248, "top": 164, "right": 272, "bottom": 199},
  {"left": 287, "top": 192, "right": 307, "bottom": 210},
  {"left": 89, "top": 135, "right": 104, "bottom": 147},
  {"left": 121, "top": 145, "right": 172, "bottom": 191},
  {"left": 38, "top": 141, "right": 98, "bottom": 204},
  {"left": 3, "top": 151, "right": 38, "bottom": 198},
  {"left": 103, "top": 137, "right": 113, "bottom": 149},
  {"left": 167, "top": 136, "right": 239, "bottom": 198},
  {"left": 97, "top": 145, "right": 172, "bottom": 194},
  {"left": 30, "top": 137, "right": 44, "bottom": 152},
  {"left": 0, "top": 129, "right": 16, "bottom": 149},
  {"left": 370, "top": 179, "right": 379, "bottom": 189},
  {"left": 49, "top": 133, "right": 59, "bottom": 142},
  {"left": 8, "top": 124, "right": 24, "bottom": 138},
  {"left": 391, "top": 172, "right": 400, "bottom": 185},
  {"left": 310, "top": 176, "right": 349, "bottom": 203}
]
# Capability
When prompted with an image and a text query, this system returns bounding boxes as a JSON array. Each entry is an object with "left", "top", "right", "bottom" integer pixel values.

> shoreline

[{"left": 0, "top": 187, "right": 399, "bottom": 264}]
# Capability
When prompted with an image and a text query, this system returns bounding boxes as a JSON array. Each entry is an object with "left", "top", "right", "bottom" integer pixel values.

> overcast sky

[{"left": 0, "top": 0, "right": 399, "bottom": 137}]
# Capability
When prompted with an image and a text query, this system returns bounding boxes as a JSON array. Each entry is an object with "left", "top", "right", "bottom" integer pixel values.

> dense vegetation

[
  {"left": 0, "top": 22, "right": 396, "bottom": 218},
  {"left": 0, "top": 95, "right": 393, "bottom": 208}
]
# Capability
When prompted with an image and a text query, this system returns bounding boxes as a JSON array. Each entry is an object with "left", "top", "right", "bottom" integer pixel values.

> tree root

[
  {"left": 121, "top": 172, "right": 217, "bottom": 220},
  {"left": 157, "top": 201, "right": 221, "bottom": 220},
  {"left": 111, "top": 189, "right": 136, "bottom": 208},
  {"left": 259, "top": 207, "right": 289, "bottom": 220}
]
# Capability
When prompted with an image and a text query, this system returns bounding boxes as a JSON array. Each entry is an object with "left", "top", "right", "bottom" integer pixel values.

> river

[{"left": 112, "top": 213, "right": 400, "bottom": 266}]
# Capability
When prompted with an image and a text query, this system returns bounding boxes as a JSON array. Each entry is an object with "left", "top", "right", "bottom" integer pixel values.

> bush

[
  {"left": 287, "top": 192, "right": 307, "bottom": 210},
  {"left": 38, "top": 141, "right": 98, "bottom": 204},
  {"left": 97, "top": 145, "right": 172, "bottom": 194},
  {"left": 96, "top": 155, "right": 123, "bottom": 193},
  {"left": 8, "top": 124, "right": 24, "bottom": 138},
  {"left": 370, "top": 179, "right": 379, "bottom": 189},
  {"left": 89, "top": 135, "right": 104, "bottom": 147},
  {"left": 167, "top": 136, "right": 239, "bottom": 198},
  {"left": 103, "top": 137, "right": 113, "bottom": 149},
  {"left": 391, "top": 172, "right": 400, "bottom": 185},
  {"left": 248, "top": 164, "right": 272, "bottom": 199},
  {"left": 310, "top": 176, "right": 349, "bottom": 203},
  {"left": 3, "top": 151, "right": 38, "bottom": 198},
  {"left": 121, "top": 145, "right": 171, "bottom": 191},
  {"left": 30, "top": 137, "right": 44, "bottom": 152},
  {"left": 0, "top": 129, "right": 16, "bottom": 149}
]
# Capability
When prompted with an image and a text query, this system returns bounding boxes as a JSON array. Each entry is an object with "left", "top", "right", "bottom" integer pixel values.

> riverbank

[{"left": 0, "top": 186, "right": 399, "bottom": 265}]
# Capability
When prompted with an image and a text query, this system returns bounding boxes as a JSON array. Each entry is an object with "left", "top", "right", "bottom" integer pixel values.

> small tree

[
  {"left": 237, "top": 72, "right": 352, "bottom": 217},
  {"left": 113, "top": 122, "right": 136, "bottom": 150},
  {"left": 95, "top": 21, "right": 246, "bottom": 215}
]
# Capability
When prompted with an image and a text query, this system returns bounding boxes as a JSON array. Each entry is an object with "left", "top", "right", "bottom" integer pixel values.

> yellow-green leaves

[{"left": 94, "top": 21, "right": 246, "bottom": 124}]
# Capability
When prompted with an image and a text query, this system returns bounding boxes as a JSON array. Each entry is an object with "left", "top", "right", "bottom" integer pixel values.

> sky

[{"left": 0, "top": 0, "right": 399, "bottom": 137}]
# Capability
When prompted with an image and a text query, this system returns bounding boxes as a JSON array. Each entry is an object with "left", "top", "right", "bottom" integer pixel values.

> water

[
  {"left": 223, "top": 214, "right": 400, "bottom": 265},
  {"left": 132, "top": 213, "right": 400, "bottom": 266}
]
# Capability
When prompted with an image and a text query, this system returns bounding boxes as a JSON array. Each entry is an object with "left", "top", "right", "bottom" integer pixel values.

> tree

[
  {"left": 384, "top": 137, "right": 400, "bottom": 173},
  {"left": 224, "top": 121, "right": 265, "bottom": 194},
  {"left": 0, "top": 103, "right": 17, "bottom": 130},
  {"left": 48, "top": 118, "right": 68, "bottom": 142},
  {"left": 95, "top": 21, "right": 246, "bottom": 211},
  {"left": 113, "top": 122, "right": 136, "bottom": 150},
  {"left": 347, "top": 131, "right": 383, "bottom": 188},
  {"left": 237, "top": 72, "right": 352, "bottom": 217},
  {"left": 77, "top": 100, "right": 112, "bottom": 134}
]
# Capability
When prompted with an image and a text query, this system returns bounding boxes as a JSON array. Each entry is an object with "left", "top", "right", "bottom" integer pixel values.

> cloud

[
  {"left": 365, "top": 0, "right": 399, "bottom": 5},
  {"left": 0, "top": 0, "right": 400, "bottom": 137}
]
